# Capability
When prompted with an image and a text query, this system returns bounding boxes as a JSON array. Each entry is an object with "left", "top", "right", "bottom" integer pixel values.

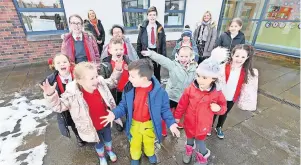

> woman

[
  {"left": 61, "top": 14, "right": 100, "bottom": 64},
  {"left": 85, "top": 10, "right": 105, "bottom": 54},
  {"left": 193, "top": 11, "right": 217, "bottom": 64}
]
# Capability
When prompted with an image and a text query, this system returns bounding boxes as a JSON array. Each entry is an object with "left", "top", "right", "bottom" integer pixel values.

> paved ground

[{"left": 0, "top": 49, "right": 299, "bottom": 165}]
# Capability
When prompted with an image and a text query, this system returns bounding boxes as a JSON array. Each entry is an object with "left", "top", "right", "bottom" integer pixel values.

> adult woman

[
  {"left": 84, "top": 10, "right": 105, "bottom": 53},
  {"left": 193, "top": 11, "right": 217, "bottom": 64},
  {"left": 61, "top": 14, "right": 100, "bottom": 64}
]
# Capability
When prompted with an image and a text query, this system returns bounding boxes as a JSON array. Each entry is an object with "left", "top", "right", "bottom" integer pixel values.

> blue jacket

[{"left": 113, "top": 76, "right": 175, "bottom": 143}]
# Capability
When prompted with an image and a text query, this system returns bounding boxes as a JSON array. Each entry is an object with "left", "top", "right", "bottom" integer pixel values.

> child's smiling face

[
  {"left": 229, "top": 22, "right": 242, "bottom": 34},
  {"left": 196, "top": 73, "right": 215, "bottom": 90},
  {"left": 231, "top": 49, "right": 248, "bottom": 67},
  {"left": 147, "top": 11, "right": 157, "bottom": 24},
  {"left": 177, "top": 48, "right": 191, "bottom": 66},
  {"left": 78, "top": 68, "right": 99, "bottom": 92},
  {"left": 54, "top": 55, "right": 71, "bottom": 75},
  {"left": 109, "top": 43, "right": 124, "bottom": 60}
]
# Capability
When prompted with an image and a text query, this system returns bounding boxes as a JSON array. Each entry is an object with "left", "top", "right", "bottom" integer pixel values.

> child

[
  {"left": 137, "top": 6, "right": 166, "bottom": 83},
  {"left": 44, "top": 54, "right": 85, "bottom": 147},
  {"left": 40, "top": 61, "right": 124, "bottom": 165},
  {"left": 172, "top": 25, "right": 199, "bottom": 62},
  {"left": 212, "top": 44, "right": 258, "bottom": 139},
  {"left": 100, "top": 59, "right": 180, "bottom": 165},
  {"left": 141, "top": 46, "right": 197, "bottom": 136},
  {"left": 99, "top": 38, "right": 131, "bottom": 132},
  {"left": 174, "top": 47, "right": 228, "bottom": 165},
  {"left": 193, "top": 11, "right": 217, "bottom": 64},
  {"left": 215, "top": 17, "right": 245, "bottom": 52}
]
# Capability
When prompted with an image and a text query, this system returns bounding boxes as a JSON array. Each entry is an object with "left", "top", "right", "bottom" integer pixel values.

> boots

[
  {"left": 95, "top": 147, "right": 108, "bottom": 165},
  {"left": 183, "top": 145, "right": 194, "bottom": 164},
  {"left": 148, "top": 154, "right": 157, "bottom": 164},
  {"left": 104, "top": 141, "right": 117, "bottom": 162},
  {"left": 194, "top": 149, "right": 210, "bottom": 165},
  {"left": 75, "top": 134, "right": 86, "bottom": 147}
]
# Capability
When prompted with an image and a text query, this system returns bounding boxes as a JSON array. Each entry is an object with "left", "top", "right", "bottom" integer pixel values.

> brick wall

[{"left": 0, "top": 0, "right": 61, "bottom": 67}]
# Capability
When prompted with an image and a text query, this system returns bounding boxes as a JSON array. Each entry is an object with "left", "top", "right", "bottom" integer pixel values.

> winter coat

[
  {"left": 112, "top": 76, "right": 176, "bottom": 143},
  {"left": 193, "top": 21, "right": 217, "bottom": 56},
  {"left": 84, "top": 19, "right": 105, "bottom": 46},
  {"left": 171, "top": 39, "right": 199, "bottom": 62},
  {"left": 218, "top": 63, "right": 259, "bottom": 111},
  {"left": 148, "top": 51, "right": 197, "bottom": 103},
  {"left": 101, "top": 37, "right": 139, "bottom": 61},
  {"left": 44, "top": 70, "right": 122, "bottom": 143},
  {"left": 137, "top": 20, "right": 166, "bottom": 58},
  {"left": 61, "top": 32, "right": 100, "bottom": 64},
  {"left": 215, "top": 31, "right": 245, "bottom": 51},
  {"left": 45, "top": 71, "right": 75, "bottom": 137},
  {"left": 174, "top": 81, "right": 227, "bottom": 139}
]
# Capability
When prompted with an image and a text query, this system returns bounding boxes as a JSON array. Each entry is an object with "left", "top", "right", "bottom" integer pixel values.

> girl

[
  {"left": 44, "top": 54, "right": 85, "bottom": 147},
  {"left": 212, "top": 44, "right": 258, "bottom": 139},
  {"left": 40, "top": 61, "right": 124, "bottom": 165},
  {"left": 141, "top": 46, "right": 197, "bottom": 136},
  {"left": 172, "top": 25, "right": 199, "bottom": 62},
  {"left": 215, "top": 17, "right": 245, "bottom": 52},
  {"left": 193, "top": 11, "right": 217, "bottom": 64},
  {"left": 61, "top": 14, "right": 100, "bottom": 64},
  {"left": 174, "top": 47, "right": 228, "bottom": 165},
  {"left": 85, "top": 10, "right": 105, "bottom": 54},
  {"left": 137, "top": 6, "right": 166, "bottom": 82}
]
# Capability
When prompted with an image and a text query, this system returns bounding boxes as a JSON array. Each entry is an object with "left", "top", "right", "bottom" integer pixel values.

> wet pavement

[{"left": 0, "top": 49, "right": 299, "bottom": 165}]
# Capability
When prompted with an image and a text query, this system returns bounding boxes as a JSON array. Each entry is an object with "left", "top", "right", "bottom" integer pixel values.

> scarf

[
  {"left": 90, "top": 19, "right": 100, "bottom": 36},
  {"left": 198, "top": 21, "right": 210, "bottom": 42}
]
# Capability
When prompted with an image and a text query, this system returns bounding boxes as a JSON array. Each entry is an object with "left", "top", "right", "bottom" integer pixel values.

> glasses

[{"left": 70, "top": 22, "right": 82, "bottom": 26}]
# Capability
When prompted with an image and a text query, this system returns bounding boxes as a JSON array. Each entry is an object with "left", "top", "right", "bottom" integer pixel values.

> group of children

[{"left": 40, "top": 6, "right": 258, "bottom": 165}]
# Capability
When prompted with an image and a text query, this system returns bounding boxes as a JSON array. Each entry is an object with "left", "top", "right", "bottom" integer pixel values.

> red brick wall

[{"left": 0, "top": 0, "right": 61, "bottom": 67}]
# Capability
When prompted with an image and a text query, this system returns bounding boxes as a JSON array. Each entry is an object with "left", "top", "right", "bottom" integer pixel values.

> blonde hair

[
  {"left": 202, "top": 11, "right": 212, "bottom": 22},
  {"left": 73, "top": 62, "right": 97, "bottom": 80},
  {"left": 175, "top": 46, "right": 195, "bottom": 63},
  {"left": 88, "top": 10, "right": 97, "bottom": 20},
  {"left": 49, "top": 53, "right": 71, "bottom": 70},
  {"left": 229, "top": 17, "right": 243, "bottom": 27}
]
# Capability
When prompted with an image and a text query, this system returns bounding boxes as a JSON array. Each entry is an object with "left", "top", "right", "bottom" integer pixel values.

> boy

[
  {"left": 99, "top": 38, "right": 131, "bottom": 132},
  {"left": 137, "top": 6, "right": 166, "bottom": 83},
  {"left": 101, "top": 59, "right": 180, "bottom": 165}
]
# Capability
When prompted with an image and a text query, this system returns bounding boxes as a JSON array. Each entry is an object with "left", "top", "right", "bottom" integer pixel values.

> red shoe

[
  {"left": 177, "top": 122, "right": 184, "bottom": 129},
  {"left": 162, "top": 132, "right": 167, "bottom": 137}
]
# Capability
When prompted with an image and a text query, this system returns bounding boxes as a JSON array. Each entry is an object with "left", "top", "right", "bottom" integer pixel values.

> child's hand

[
  {"left": 170, "top": 123, "right": 181, "bottom": 137},
  {"left": 175, "top": 119, "right": 180, "bottom": 123},
  {"left": 39, "top": 79, "right": 57, "bottom": 96},
  {"left": 115, "top": 59, "right": 123, "bottom": 71},
  {"left": 210, "top": 103, "right": 221, "bottom": 112},
  {"left": 100, "top": 110, "right": 116, "bottom": 127},
  {"left": 141, "top": 49, "right": 152, "bottom": 57}
]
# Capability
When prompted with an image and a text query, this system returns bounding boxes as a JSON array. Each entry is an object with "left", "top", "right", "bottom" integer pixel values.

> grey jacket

[
  {"left": 193, "top": 22, "right": 217, "bottom": 56},
  {"left": 148, "top": 51, "right": 197, "bottom": 102}
]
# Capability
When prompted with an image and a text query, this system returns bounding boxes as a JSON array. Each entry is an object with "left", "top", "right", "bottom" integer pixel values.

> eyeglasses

[{"left": 70, "top": 22, "right": 82, "bottom": 26}]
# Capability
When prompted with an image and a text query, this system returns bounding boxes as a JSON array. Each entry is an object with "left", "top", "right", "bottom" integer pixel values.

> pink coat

[
  {"left": 44, "top": 71, "right": 121, "bottom": 142},
  {"left": 61, "top": 32, "right": 100, "bottom": 63}
]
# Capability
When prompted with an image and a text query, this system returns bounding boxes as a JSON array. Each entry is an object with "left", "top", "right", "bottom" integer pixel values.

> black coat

[
  {"left": 137, "top": 20, "right": 166, "bottom": 58},
  {"left": 45, "top": 71, "right": 76, "bottom": 138},
  {"left": 215, "top": 31, "right": 245, "bottom": 51},
  {"left": 85, "top": 19, "right": 105, "bottom": 46}
]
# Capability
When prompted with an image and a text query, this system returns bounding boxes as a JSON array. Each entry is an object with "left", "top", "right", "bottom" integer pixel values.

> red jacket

[{"left": 174, "top": 81, "right": 227, "bottom": 140}]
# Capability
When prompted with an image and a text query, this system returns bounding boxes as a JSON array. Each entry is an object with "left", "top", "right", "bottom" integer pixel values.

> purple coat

[{"left": 61, "top": 32, "right": 100, "bottom": 63}]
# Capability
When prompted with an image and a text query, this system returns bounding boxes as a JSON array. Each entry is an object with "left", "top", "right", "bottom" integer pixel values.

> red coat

[{"left": 174, "top": 81, "right": 227, "bottom": 140}]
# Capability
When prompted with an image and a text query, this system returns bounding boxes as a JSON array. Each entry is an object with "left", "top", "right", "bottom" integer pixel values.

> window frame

[
  {"left": 12, "top": 0, "right": 69, "bottom": 36},
  {"left": 121, "top": 0, "right": 150, "bottom": 29},
  {"left": 164, "top": 0, "right": 187, "bottom": 28}
]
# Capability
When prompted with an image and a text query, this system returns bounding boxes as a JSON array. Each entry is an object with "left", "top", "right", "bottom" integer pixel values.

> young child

[
  {"left": 174, "top": 47, "right": 229, "bottom": 165},
  {"left": 100, "top": 59, "right": 180, "bottom": 165},
  {"left": 172, "top": 25, "right": 199, "bottom": 62},
  {"left": 215, "top": 17, "right": 245, "bottom": 51},
  {"left": 137, "top": 6, "right": 166, "bottom": 82},
  {"left": 44, "top": 54, "right": 85, "bottom": 147},
  {"left": 212, "top": 44, "right": 258, "bottom": 139},
  {"left": 141, "top": 46, "right": 197, "bottom": 136},
  {"left": 40, "top": 61, "right": 124, "bottom": 165},
  {"left": 99, "top": 38, "right": 131, "bottom": 132}
]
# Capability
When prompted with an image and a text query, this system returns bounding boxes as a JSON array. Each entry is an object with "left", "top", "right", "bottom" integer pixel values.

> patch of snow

[
  {"left": 251, "top": 150, "right": 258, "bottom": 155},
  {"left": 0, "top": 94, "right": 52, "bottom": 165}
]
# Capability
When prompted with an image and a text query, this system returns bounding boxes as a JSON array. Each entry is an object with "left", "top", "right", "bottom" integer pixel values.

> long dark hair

[{"left": 230, "top": 44, "right": 255, "bottom": 84}]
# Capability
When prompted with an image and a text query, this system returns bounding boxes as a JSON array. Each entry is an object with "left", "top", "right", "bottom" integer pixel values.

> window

[
  {"left": 13, "top": 0, "right": 68, "bottom": 35},
  {"left": 164, "top": 0, "right": 186, "bottom": 28},
  {"left": 122, "top": 0, "right": 150, "bottom": 29}
]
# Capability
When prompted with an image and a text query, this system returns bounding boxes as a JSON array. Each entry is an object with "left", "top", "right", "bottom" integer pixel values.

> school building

[{"left": 0, "top": 0, "right": 300, "bottom": 67}]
